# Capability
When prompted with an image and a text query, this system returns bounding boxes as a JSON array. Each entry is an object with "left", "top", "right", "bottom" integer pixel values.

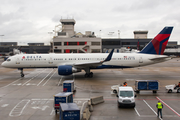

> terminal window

[
  {"left": 54, "top": 42, "right": 61, "bottom": 46},
  {"left": 102, "top": 41, "right": 120, "bottom": 45},
  {"left": 92, "top": 42, "right": 100, "bottom": 45}
]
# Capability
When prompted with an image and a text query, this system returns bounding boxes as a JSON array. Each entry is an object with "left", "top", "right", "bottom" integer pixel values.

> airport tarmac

[{"left": 0, "top": 58, "right": 180, "bottom": 120}]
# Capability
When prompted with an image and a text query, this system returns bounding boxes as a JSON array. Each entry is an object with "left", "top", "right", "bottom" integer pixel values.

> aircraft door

[
  {"left": 16, "top": 57, "right": 20, "bottom": 64},
  {"left": 49, "top": 56, "right": 53, "bottom": 64},
  {"left": 139, "top": 56, "right": 143, "bottom": 63}
]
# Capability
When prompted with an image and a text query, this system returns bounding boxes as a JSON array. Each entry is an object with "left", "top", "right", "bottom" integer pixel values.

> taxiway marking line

[
  {"left": 9, "top": 99, "right": 30, "bottom": 117},
  {"left": 0, "top": 78, "right": 21, "bottom": 89},
  {"left": 50, "top": 109, "right": 55, "bottom": 115},
  {"left": 143, "top": 99, "right": 163, "bottom": 120},
  {"left": 134, "top": 108, "right": 140, "bottom": 116},
  {"left": 58, "top": 76, "right": 63, "bottom": 86},
  {"left": 156, "top": 97, "right": 180, "bottom": 117},
  {"left": 37, "top": 69, "right": 54, "bottom": 86},
  {"left": 42, "top": 69, "right": 57, "bottom": 86},
  {"left": 22, "top": 69, "right": 46, "bottom": 86}
]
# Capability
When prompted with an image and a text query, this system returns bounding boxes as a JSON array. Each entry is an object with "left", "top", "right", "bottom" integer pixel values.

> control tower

[
  {"left": 60, "top": 19, "right": 76, "bottom": 37},
  {"left": 134, "top": 31, "right": 148, "bottom": 39}
]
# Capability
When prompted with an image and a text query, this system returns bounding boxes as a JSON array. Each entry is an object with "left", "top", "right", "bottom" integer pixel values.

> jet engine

[{"left": 58, "top": 65, "right": 81, "bottom": 75}]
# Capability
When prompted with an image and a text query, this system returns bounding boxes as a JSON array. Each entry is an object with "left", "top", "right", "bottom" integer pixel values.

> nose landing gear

[{"left": 18, "top": 68, "right": 24, "bottom": 77}]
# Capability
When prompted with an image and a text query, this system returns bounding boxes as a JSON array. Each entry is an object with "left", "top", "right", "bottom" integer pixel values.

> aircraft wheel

[
  {"left": 89, "top": 72, "right": 93, "bottom": 78},
  {"left": 85, "top": 73, "right": 88, "bottom": 78},
  {"left": 21, "top": 74, "right": 24, "bottom": 77}
]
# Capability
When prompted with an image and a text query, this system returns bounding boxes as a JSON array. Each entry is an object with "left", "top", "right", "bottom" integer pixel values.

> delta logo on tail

[{"left": 140, "top": 27, "right": 173, "bottom": 55}]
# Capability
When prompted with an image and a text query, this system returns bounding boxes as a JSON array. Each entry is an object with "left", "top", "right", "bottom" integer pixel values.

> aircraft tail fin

[{"left": 139, "top": 27, "right": 173, "bottom": 55}]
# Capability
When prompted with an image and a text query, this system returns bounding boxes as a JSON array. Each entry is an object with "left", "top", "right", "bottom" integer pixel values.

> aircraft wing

[{"left": 63, "top": 49, "right": 114, "bottom": 68}]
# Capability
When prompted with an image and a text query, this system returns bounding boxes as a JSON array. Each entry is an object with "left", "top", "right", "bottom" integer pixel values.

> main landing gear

[
  {"left": 84, "top": 68, "right": 93, "bottom": 78},
  {"left": 18, "top": 68, "right": 24, "bottom": 77},
  {"left": 85, "top": 72, "right": 93, "bottom": 78}
]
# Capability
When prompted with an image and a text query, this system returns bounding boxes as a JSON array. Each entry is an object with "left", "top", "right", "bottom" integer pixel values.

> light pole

[{"left": 118, "top": 30, "right": 120, "bottom": 39}]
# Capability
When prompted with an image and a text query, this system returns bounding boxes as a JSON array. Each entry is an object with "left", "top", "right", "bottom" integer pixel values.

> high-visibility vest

[
  {"left": 123, "top": 83, "right": 127, "bottom": 86},
  {"left": 157, "top": 102, "right": 162, "bottom": 109}
]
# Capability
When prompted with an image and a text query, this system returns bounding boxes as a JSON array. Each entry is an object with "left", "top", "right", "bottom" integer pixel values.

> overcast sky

[{"left": 0, "top": 0, "right": 179, "bottom": 45}]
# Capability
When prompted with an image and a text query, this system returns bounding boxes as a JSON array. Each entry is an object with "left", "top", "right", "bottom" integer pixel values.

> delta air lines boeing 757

[{"left": 1, "top": 27, "right": 173, "bottom": 78}]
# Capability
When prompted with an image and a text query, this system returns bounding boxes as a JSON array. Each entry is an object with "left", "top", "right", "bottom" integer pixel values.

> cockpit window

[{"left": 7, "top": 59, "right": 11, "bottom": 61}]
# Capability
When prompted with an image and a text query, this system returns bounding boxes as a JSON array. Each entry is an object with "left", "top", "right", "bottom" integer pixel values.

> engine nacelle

[{"left": 58, "top": 65, "right": 81, "bottom": 75}]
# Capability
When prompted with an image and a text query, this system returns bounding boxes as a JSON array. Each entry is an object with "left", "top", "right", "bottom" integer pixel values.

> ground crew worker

[
  {"left": 177, "top": 82, "right": 180, "bottom": 87},
  {"left": 174, "top": 82, "right": 180, "bottom": 89},
  {"left": 156, "top": 101, "right": 163, "bottom": 118},
  {"left": 123, "top": 82, "right": 127, "bottom": 86}
]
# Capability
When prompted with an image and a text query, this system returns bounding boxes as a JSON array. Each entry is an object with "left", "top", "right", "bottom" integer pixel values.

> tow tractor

[{"left": 165, "top": 84, "right": 180, "bottom": 93}]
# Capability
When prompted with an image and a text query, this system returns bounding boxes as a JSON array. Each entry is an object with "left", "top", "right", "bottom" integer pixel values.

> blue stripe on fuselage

[{"left": 91, "top": 65, "right": 132, "bottom": 69}]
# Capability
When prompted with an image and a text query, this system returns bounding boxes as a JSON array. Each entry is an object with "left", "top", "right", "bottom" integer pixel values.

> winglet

[{"left": 104, "top": 49, "right": 114, "bottom": 62}]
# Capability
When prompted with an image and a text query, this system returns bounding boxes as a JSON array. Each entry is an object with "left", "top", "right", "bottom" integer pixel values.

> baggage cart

[
  {"left": 54, "top": 92, "right": 73, "bottom": 114},
  {"left": 63, "top": 80, "right": 75, "bottom": 92},
  {"left": 59, "top": 103, "right": 80, "bottom": 120},
  {"left": 135, "top": 80, "right": 159, "bottom": 93}
]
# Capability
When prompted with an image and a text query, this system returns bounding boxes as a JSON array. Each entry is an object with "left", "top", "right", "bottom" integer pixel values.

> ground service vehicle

[
  {"left": 116, "top": 86, "right": 136, "bottom": 108},
  {"left": 165, "top": 84, "right": 180, "bottom": 93}
]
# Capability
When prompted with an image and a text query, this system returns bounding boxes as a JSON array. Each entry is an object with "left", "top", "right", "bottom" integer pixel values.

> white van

[{"left": 116, "top": 86, "right": 136, "bottom": 108}]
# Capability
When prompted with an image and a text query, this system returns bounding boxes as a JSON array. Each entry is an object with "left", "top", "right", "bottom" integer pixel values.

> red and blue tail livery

[{"left": 140, "top": 27, "right": 173, "bottom": 55}]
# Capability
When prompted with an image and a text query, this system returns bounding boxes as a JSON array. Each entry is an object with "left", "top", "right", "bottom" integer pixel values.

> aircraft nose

[{"left": 1, "top": 62, "right": 6, "bottom": 67}]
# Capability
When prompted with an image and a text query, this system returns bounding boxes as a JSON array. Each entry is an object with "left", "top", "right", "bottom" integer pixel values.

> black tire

[
  {"left": 168, "top": 89, "right": 172, "bottom": 93},
  {"left": 55, "top": 109, "right": 57, "bottom": 114},
  {"left": 136, "top": 90, "right": 140, "bottom": 93},
  {"left": 153, "top": 90, "right": 157, "bottom": 93},
  {"left": 89, "top": 72, "right": 93, "bottom": 78},
  {"left": 85, "top": 74, "right": 88, "bottom": 78},
  {"left": 21, "top": 74, "right": 24, "bottom": 77},
  {"left": 177, "top": 89, "right": 180, "bottom": 93},
  {"left": 118, "top": 102, "right": 121, "bottom": 108},
  {"left": 89, "top": 74, "right": 93, "bottom": 78},
  {"left": 113, "top": 90, "right": 117, "bottom": 94},
  {"left": 132, "top": 104, "right": 136, "bottom": 108}
]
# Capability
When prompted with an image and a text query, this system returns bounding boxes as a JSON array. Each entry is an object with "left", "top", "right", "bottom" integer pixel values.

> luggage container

[
  {"left": 54, "top": 92, "right": 73, "bottom": 114},
  {"left": 135, "top": 80, "right": 159, "bottom": 93},
  {"left": 59, "top": 103, "right": 80, "bottom": 120},
  {"left": 63, "top": 80, "right": 75, "bottom": 92}
]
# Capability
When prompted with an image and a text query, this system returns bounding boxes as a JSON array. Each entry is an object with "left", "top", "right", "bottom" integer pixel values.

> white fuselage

[{"left": 1, "top": 53, "right": 169, "bottom": 69}]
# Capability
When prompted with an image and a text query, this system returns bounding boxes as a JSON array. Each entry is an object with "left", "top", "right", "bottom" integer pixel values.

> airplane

[{"left": 1, "top": 26, "right": 173, "bottom": 78}]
